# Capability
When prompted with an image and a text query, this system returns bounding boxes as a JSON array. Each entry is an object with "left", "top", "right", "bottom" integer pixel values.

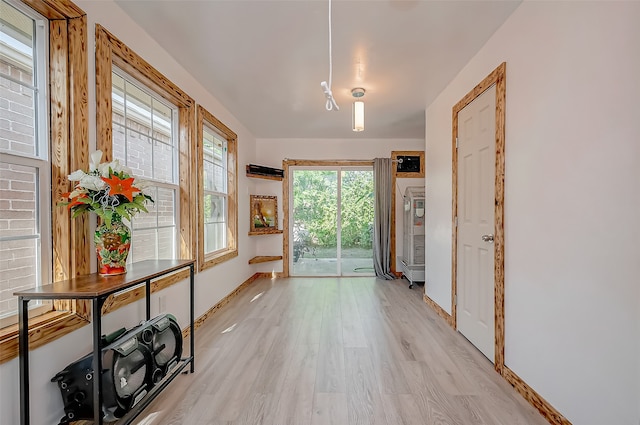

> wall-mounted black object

[
  {"left": 396, "top": 155, "right": 422, "bottom": 173},
  {"left": 51, "top": 314, "right": 182, "bottom": 424},
  {"left": 246, "top": 164, "right": 284, "bottom": 178}
]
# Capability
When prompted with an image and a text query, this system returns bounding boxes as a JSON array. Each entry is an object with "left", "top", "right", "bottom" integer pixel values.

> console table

[{"left": 15, "top": 259, "right": 195, "bottom": 425}]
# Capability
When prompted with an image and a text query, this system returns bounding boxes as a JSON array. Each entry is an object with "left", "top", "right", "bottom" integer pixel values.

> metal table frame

[{"left": 16, "top": 259, "right": 195, "bottom": 425}]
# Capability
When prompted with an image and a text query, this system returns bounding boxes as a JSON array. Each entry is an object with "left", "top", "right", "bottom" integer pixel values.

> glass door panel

[
  {"left": 292, "top": 169, "right": 338, "bottom": 276},
  {"left": 291, "top": 167, "right": 374, "bottom": 276},
  {"left": 340, "top": 170, "right": 374, "bottom": 276}
]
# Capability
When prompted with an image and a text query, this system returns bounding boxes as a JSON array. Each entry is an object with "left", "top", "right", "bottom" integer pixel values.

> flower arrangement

[{"left": 60, "top": 150, "right": 154, "bottom": 226}]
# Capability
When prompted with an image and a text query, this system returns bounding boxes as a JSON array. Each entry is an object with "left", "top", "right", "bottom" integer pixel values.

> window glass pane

[
  {"left": 130, "top": 228, "right": 155, "bottom": 262},
  {"left": 156, "top": 187, "right": 175, "bottom": 227},
  {"left": 203, "top": 126, "right": 227, "bottom": 194},
  {"left": 0, "top": 0, "right": 49, "bottom": 323},
  {"left": 0, "top": 238, "right": 37, "bottom": 318},
  {"left": 112, "top": 122, "right": 126, "bottom": 161},
  {"left": 112, "top": 73, "right": 125, "bottom": 117},
  {"left": 157, "top": 227, "right": 175, "bottom": 259},
  {"left": 0, "top": 1, "right": 35, "bottom": 81},
  {"left": 0, "top": 2, "right": 38, "bottom": 157},
  {"left": 0, "top": 162, "right": 37, "bottom": 237},
  {"left": 204, "top": 194, "right": 226, "bottom": 254},
  {"left": 204, "top": 193, "right": 225, "bottom": 224},
  {"left": 124, "top": 80, "right": 152, "bottom": 133},
  {"left": 212, "top": 163, "right": 224, "bottom": 193},
  {"left": 126, "top": 129, "right": 152, "bottom": 178},
  {"left": 203, "top": 160, "right": 214, "bottom": 191},
  {"left": 112, "top": 69, "right": 178, "bottom": 262},
  {"left": 204, "top": 222, "right": 226, "bottom": 254},
  {"left": 132, "top": 186, "right": 157, "bottom": 230},
  {"left": 212, "top": 138, "right": 224, "bottom": 167},
  {"left": 153, "top": 141, "right": 173, "bottom": 182},
  {"left": 131, "top": 227, "right": 175, "bottom": 261},
  {"left": 152, "top": 99, "right": 172, "bottom": 142},
  {"left": 0, "top": 76, "right": 36, "bottom": 156}
]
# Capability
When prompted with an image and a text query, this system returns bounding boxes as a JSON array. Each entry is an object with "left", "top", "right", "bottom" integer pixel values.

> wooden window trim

[
  {"left": 0, "top": 0, "right": 90, "bottom": 365},
  {"left": 196, "top": 105, "right": 238, "bottom": 272},
  {"left": 95, "top": 24, "right": 196, "bottom": 313}
]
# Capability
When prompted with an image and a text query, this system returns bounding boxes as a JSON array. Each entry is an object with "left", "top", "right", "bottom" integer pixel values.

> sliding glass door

[{"left": 290, "top": 167, "right": 374, "bottom": 276}]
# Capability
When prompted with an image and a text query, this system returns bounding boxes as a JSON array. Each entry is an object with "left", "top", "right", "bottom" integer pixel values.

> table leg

[
  {"left": 190, "top": 264, "right": 195, "bottom": 373},
  {"left": 92, "top": 298, "right": 105, "bottom": 425},
  {"left": 145, "top": 279, "right": 151, "bottom": 321},
  {"left": 19, "top": 297, "right": 30, "bottom": 425}
]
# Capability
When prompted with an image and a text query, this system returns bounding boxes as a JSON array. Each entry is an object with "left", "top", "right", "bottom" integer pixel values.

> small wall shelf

[
  {"left": 249, "top": 255, "right": 283, "bottom": 265},
  {"left": 248, "top": 229, "right": 283, "bottom": 236},
  {"left": 246, "top": 164, "right": 284, "bottom": 181},
  {"left": 246, "top": 172, "right": 283, "bottom": 181}
]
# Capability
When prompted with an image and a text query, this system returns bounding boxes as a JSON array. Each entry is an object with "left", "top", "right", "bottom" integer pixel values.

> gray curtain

[{"left": 373, "top": 158, "right": 395, "bottom": 280}]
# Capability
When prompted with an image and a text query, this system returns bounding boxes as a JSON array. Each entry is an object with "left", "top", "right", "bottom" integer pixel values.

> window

[
  {"left": 0, "top": 0, "right": 89, "bottom": 364},
  {"left": 95, "top": 24, "right": 195, "bottom": 313},
  {"left": 197, "top": 106, "right": 237, "bottom": 270},
  {"left": 111, "top": 70, "right": 179, "bottom": 262},
  {"left": 0, "top": 0, "right": 51, "bottom": 327}
]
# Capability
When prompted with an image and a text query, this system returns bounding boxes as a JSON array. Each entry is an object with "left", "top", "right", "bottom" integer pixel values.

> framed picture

[{"left": 250, "top": 195, "right": 278, "bottom": 233}]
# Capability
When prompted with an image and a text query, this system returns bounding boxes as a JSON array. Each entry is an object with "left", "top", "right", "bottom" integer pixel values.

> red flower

[
  {"left": 66, "top": 193, "right": 88, "bottom": 209},
  {"left": 101, "top": 175, "right": 141, "bottom": 202}
]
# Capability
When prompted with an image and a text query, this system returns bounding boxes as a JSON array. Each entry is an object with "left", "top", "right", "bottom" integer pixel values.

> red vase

[{"left": 94, "top": 214, "right": 131, "bottom": 276}]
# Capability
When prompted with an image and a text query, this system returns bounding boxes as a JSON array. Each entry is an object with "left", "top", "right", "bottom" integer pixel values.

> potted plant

[{"left": 60, "top": 151, "right": 154, "bottom": 276}]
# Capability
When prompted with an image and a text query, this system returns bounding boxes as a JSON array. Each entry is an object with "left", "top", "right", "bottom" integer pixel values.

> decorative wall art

[{"left": 250, "top": 195, "right": 279, "bottom": 234}]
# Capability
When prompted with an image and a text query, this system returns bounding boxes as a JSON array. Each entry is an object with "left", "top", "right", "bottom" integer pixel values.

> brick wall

[
  {"left": 0, "top": 59, "right": 38, "bottom": 318},
  {"left": 112, "top": 111, "right": 177, "bottom": 262}
]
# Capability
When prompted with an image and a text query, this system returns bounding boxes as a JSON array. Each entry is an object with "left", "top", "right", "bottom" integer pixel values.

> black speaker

[
  {"left": 51, "top": 314, "right": 182, "bottom": 424},
  {"left": 148, "top": 313, "right": 183, "bottom": 382}
]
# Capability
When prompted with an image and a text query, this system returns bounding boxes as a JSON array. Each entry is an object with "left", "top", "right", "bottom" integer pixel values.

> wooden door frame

[{"left": 451, "top": 62, "right": 506, "bottom": 373}]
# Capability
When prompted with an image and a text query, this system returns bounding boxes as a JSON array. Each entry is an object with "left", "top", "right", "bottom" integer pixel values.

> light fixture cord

[{"left": 320, "top": 0, "right": 339, "bottom": 111}]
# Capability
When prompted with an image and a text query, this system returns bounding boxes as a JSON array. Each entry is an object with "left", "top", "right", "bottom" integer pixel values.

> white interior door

[{"left": 457, "top": 85, "right": 496, "bottom": 362}]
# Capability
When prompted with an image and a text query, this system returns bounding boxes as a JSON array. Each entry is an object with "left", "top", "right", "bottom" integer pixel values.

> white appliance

[{"left": 401, "top": 186, "right": 425, "bottom": 288}]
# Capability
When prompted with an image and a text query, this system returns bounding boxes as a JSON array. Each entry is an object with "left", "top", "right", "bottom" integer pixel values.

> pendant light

[{"left": 351, "top": 88, "right": 365, "bottom": 132}]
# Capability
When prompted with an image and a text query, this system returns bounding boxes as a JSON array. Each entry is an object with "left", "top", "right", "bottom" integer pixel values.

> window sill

[{"left": 200, "top": 249, "right": 238, "bottom": 272}]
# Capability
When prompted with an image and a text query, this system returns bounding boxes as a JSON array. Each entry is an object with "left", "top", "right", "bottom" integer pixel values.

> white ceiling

[{"left": 114, "top": 0, "right": 521, "bottom": 140}]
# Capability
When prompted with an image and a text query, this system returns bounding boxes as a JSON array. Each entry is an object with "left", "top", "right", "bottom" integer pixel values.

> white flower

[
  {"left": 96, "top": 161, "right": 111, "bottom": 177},
  {"left": 89, "top": 150, "right": 103, "bottom": 171},
  {"left": 79, "top": 175, "right": 106, "bottom": 191},
  {"left": 68, "top": 170, "right": 88, "bottom": 181},
  {"left": 133, "top": 178, "right": 150, "bottom": 189},
  {"left": 110, "top": 159, "right": 133, "bottom": 177},
  {"left": 69, "top": 188, "right": 83, "bottom": 198}
]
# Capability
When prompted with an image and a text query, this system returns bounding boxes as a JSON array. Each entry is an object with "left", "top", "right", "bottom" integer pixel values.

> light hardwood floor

[{"left": 132, "top": 277, "right": 548, "bottom": 425}]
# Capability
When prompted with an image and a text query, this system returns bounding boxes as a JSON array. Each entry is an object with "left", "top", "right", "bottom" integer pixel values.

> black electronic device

[
  {"left": 51, "top": 314, "right": 182, "bottom": 424},
  {"left": 246, "top": 164, "right": 284, "bottom": 178},
  {"left": 396, "top": 155, "right": 421, "bottom": 173}
]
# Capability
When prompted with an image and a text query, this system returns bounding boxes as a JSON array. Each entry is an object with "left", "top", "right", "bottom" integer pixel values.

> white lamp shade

[{"left": 352, "top": 100, "right": 364, "bottom": 132}]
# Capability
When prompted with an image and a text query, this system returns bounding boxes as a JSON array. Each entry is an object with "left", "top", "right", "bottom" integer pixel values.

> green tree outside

[{"left": 292, "top": 169, "right": 373, "bottom": 255}]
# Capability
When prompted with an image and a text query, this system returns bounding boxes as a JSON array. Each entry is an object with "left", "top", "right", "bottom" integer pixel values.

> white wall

[
  {"left": 425, "top": 2, "right": 640, "bottom": 424},
  {"left": 0, "top": 1, "right": 258, "bottom": 424},
  {"left": 254, "top": 138, "right": 424, "bottom": 274}
]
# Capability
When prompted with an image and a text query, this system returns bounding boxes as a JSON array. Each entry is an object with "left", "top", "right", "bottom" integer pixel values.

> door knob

[{"left": 481, "top": 234, "right": 494, "bottom": 243}]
